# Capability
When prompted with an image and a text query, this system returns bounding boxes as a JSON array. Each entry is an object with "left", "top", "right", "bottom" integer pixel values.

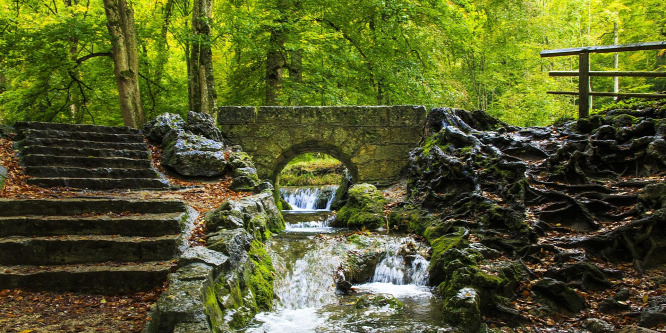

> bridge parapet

[{"left": 217, "top": 106, "right": 426, "bottom": 186}]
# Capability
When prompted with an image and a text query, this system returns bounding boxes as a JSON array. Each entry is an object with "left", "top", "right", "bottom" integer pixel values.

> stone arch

[
  {"left": 270, "top": 141, "right": 359, "bottom": 186},
  {"left": 217, "top": 105, "right": 426, "bottom": 187}
]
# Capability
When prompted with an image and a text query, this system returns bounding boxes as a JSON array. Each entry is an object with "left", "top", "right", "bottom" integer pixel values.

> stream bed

[{"left": 243, "top": 187, "right": 446, "bottom": 333}]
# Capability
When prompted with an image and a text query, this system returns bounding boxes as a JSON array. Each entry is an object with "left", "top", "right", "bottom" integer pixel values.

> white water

[
  {"left": 245, "top": 186, "right": 441, "bottom": 332},
  {"left": 284, "top": 215, "right": 336, "bottom": 233},
  {"left": 281, "top": 185, "right": 338, "bottom": 211},
  {"left": 371, "top": 238, "right": 430, "bottom": 286},
  {"left": 245, "top": 231, "right": 440, "bottom": 332}
]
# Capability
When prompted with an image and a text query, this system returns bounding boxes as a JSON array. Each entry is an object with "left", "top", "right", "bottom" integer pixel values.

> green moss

[
  {"left": 248, "top": 240, "right": 275, "bottom": 311},
  {"left": 423, "top": 219, "right": 454, "bottom": 243},
  {"left": 354, "top": 294, "right": 404, "bottom": 310},
  {"left": 387, "top": 205, "right": 434, "bottom": 234},
  {"left": 336, "top": 184, "right": 386, "bottom": 230}
]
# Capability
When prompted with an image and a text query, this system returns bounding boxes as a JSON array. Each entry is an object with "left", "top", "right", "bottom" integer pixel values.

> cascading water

[
  {"left": 371, "top": 239, "right": 430, "bottom": 286},
  {"left": 243, "top": 186, "right": 444, "bottom": 332},
  {"left": 281, "top": 185, "right": 338, "bottom": 211}
]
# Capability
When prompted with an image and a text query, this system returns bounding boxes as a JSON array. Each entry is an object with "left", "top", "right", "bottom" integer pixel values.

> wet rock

[
  {"left": 335, "top": 280, "right": 353, "bottom": 295},
  {"left": 144, "top": 113, "right": 186, "bottom": 143},
  {"left": 207, "top": 229, "right": 252, "bottom": 267},
  {"left": 162, "top": 130, "right": 227, "bottom": 177},
  {"left": 330, "top": 170, "right": 353, "bottom": 210},
  {"left": 206, "top": 192, "right": 285, "bottom": 238},
  {"left": 186, "top": 111, "right": 223, "bottom": 142},
  {"left": 230, "top": 167, "right": 260, "bottom": 192},
  {"left": 354, "top": 294, "right": 403, "bottom": 310},
  {"left": 146, "top": 265, "right": 211, "bottom": 333},
  {"left": 178, "top": 247, "right": 229, "bottom": 277},
  {"left": 532, "top": 278, "right": 586, "bottom": 313},
  {"left": 583, "top": 318, "right": 615, "bottom": 333},
  {"left": 226, "top": 151, "right": 261, "bottom": 192},
  {"left": 545, "top": 262, "right": 614, "bottom": 291},
  {"left": 443, "top": 287, "right": 481, "bottom": 333},
  {"left": 638, "top": 183, "right": 666, "bottom": 210},
  {"left": 335, "top": 184, "right": 386, "bottom": 230},
  {"left": 638, "top": 296, "right": 666, "bottom": 328}
]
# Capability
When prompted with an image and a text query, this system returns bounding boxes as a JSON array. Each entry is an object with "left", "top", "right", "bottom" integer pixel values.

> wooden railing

[{"left": 540, "top": 41, "right": 666, "bottom": 118}]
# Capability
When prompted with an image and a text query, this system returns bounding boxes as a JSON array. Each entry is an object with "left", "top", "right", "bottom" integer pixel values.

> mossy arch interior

[
  {"left": 272, "top": 142, "right": 358, "bottom": 187},
  {"left": 217, "top": 105, "right": 426, "bottom": 187}
]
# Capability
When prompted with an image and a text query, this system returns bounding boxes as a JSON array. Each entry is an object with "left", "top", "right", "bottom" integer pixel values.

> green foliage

[
  {"left": 279, "top": 153, "right": 344, "bottom": 186},
  {"left": 1, "top": 0, "right": 664, "bottom": 126}
]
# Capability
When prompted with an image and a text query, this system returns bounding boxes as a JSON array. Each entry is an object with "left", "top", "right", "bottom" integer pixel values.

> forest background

[{"left": 0, "top": 0, "right": 664, "bottom": 128}]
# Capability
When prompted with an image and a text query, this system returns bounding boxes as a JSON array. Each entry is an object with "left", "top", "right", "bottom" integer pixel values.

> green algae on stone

[{"left": 336, "top": 183, "right": 387, "bottom": 230}]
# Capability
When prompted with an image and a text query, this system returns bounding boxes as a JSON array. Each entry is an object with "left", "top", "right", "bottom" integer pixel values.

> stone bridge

[{"left": 217, "top": 106, "right": 426, "bottom": 186}]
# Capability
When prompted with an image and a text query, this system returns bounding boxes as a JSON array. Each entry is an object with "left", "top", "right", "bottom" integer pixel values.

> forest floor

[
  {"left": 1, "top": 124, "right": 665, "bottom": 332},
  {"left": 0, "top": 138, "right": 249, "bottom": 333}
]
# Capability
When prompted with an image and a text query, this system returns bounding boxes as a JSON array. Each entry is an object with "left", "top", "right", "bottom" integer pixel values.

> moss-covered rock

[
  {"left": 206, "top": 192, "right": 285, "bottom": 238},
  {"left": 387, "top": 205, "right": 433, "bottom": 234},
  {"left": 442, "top": 287, "right": 481, "bottom": 333},
  {"left": 354, "top": 294, "right": 404, "bottom": 310},
  {"left": 336, "top": 184, "right": 387, "bottom": 230}
]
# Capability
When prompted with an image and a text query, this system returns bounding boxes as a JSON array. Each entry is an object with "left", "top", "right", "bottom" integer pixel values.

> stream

[{"left": 244, "top": 186, "right": 445, "bottom": 333}]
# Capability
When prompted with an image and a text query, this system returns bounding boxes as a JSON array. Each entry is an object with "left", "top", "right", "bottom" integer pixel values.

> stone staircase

[
  {"left": 14, "top": 121, "right": 170, "bottom": 190},
  {"left": 0, "top": 199, "right": 188, "bottom": 293}
]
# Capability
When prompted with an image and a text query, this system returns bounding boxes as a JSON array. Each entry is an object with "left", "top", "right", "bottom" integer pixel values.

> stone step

[
  {"left": 0, "top": 213, "right": 183, "bottom": 237},
  {"left": 0, "top": 261, "right": 172, "bottom": 293},
  {"left": 21, "top": 145, "right": 150, "bottom": 159},
  {"left": 19, "top": 128, "right": 144, "bottom": 143},
  {"left": 20, "top": 137, "right": 147, "bottom": 151},
  {"left": 14, "top": 121, "right": 141, "bottom": 135},
  {"left": 27, "top": 177, "right": 170, "bottom": 190},
  {"left": 25, "top": 166, "right": 159, "bottom": 179},
  {"left": 0, "top": 235, "right": 180, "bottom": 265},
  {"left": 0, "top": 199, "right": 187, "bottom": 216},
  {"left": 23, "top": 154, "right": 152, "bottom": 169}
]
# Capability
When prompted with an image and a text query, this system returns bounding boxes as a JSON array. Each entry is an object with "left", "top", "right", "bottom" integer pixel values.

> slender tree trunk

[
  {"left": 265, "top": 0, "right": 289, "bottom": 106},
  {"left": 288, "top": 48, "right": 303, "bottom": 105},
  {"left": 189, "top": 0, "right": 217, "bottom": 114},
  {"left": 265, "top": 28, "right": 286, "bottom": 105},
  {"left": 103, "top": 0, "right": 145, "bottom": 128}
]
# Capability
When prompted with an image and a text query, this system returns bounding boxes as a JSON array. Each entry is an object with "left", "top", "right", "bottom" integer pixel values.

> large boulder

[
  {"left": 144, "top": 113, "right": 186, "bottom": 144},
  {"left": 161, "top": 130, "right": 227, "bottom": 177},
  {"left": 227, "top": 151, "right": 261, "bottom": 192},
  {"left": 186, "top": 111, "right": 224, "bottom": 143},
  {"left": 532, "top": 277, "right": 586, "bottom": 313},
  {"left": 335, "top": 183, "right": 386, "bottom": 230},
  {"left": 206, "top": 192, "right": 285, "bottom": 238}
]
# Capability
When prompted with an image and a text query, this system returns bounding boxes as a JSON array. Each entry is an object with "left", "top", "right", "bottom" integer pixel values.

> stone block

[{"left": 217, "top": 106, "right": 256, "bottom": 124}]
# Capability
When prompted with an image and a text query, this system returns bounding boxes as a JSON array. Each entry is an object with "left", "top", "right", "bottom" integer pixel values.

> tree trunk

[
  {"left": 189, "top": 0, "right": 217, "bottom": 114},
  {"left": 265, "top": 28, "right": 286, "bottom": 105},
  {"left": 103, "top": 0, "right": 145, "bottom": 128}
]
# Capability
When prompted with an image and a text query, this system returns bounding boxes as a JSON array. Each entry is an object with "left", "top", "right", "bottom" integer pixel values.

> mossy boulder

[
  {"left": 162, "top": 130, "right": 227, "bottom": 177},
  {"left": 336, "top": 184, "right": 387, "bottom": 230},
  {"left": 387, "top": 205, "right": 435, "bottom": 234},
  {"left": 206, "top": 192, "right": 285, "bottom": 239},
  {"left": 639, "top": 182, "right": 666, "bottom": 210},
  {"left": 428, "top": 228, "right": 471, "bottom": 285},
  {"left": 442, "top": 287, "right": 481, "bottom": 333},
  {"left": 354, "top": 294, "right": 403, "bottom": 310},
  {"left": 532, "top": 278, "right": 586, "bottom": 313}
]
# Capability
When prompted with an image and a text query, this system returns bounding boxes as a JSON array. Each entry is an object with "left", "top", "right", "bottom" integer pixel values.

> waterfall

[
  {"left": 270, "top": 237, "right": 342, "bottom": 310},
  {"left": 371, "top": 238, "right": 430, "bottom": 286},
  {"left": 280, "top": 186, "right": 338, "bottom": 211}
]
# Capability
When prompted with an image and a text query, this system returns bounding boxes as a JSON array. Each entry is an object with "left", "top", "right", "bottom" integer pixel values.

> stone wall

[{"left": 217, "top": 106, "right": 426, "bottom": 186}]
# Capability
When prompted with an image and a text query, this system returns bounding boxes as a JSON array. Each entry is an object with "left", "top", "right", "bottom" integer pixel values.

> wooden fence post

[{"left": 578, "top": 52, "right": 590, "bottom": 118}]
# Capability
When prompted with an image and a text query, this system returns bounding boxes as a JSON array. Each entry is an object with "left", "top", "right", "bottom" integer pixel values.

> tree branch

[{"left": 75, "top": 52, "right": 112, "bottom": 64}]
